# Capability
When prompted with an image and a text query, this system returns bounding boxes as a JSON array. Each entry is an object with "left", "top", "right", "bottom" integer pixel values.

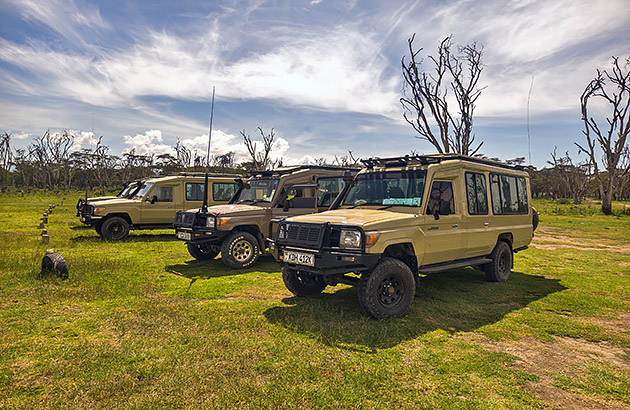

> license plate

[
  {"left": 176, "top": 231, "right": 191, "bottom": 241},
  {"left": 283, "top": 250, "right": 315, "bottom": 267}
]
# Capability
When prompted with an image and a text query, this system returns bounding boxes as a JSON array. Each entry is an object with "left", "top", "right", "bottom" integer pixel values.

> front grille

[
  {"left": 278, "top": 222, "right": 326, "bottom": 249},
  {"left": 174, "top": 211, "right": 198, "bottom": 227}
]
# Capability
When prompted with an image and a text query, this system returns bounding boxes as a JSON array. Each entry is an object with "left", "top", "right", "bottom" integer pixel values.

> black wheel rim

[
  {"left": 378, "top": 275, "right": 404, "bottom": 307},
  {"left": 108, "top": 222, "right": 124, "bottom": 239}
]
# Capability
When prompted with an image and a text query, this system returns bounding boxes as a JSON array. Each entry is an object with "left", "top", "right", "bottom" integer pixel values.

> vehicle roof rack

[
  {"left": 361, "top": 154, "right": 524, "bottom": 171},
  {"left": 175, "top": 172, "right": 243, "bottom": 177},
  {"left": 247, "top": 165, "right": 360, "bottom": 177}
]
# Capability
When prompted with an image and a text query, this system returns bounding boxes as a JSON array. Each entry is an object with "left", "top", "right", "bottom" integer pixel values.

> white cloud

[{"left": 123, "top": 130, "right": 175, "bottom": 157}]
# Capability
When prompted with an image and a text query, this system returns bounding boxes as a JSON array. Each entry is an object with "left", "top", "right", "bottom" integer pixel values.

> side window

[
  {"left": 287, "top": 186, "right": 316, "bottom": 209},
  {"left": 186, "top": 183, "right": 205, "bottom": 201},
  {"left": 153, "top": 186, "right": 173, "bottom": 202},
  {"left": 317, "top": 177, "right": 345, "bottom": 207},
  {"left": 213, "top": 183, "right": 238, "bottom": 202},
  {"left": 490, "top": 173, "right": 528, "bottom": 214},
  {"left": 427, "top": 181, "right": 455, "bottom": 215},
  {"left": 465, "top": 172, "right": 488, "bottom": 215}
]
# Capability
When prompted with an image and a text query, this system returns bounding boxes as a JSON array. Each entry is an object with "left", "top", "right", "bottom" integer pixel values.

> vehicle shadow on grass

[
  {"left": 165, "top": 255, "right": 281, "bottom": 279},
  {"left": 70, "top": 233, "right": 179, "bottom": 243},
  {"left": 264, "top": 268, "right": 566, "bottom": 350}
]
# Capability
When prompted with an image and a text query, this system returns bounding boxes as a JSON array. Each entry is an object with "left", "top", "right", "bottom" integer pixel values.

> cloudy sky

[{"left": 1, "top": 0, "right": 628, "bottom": 168}]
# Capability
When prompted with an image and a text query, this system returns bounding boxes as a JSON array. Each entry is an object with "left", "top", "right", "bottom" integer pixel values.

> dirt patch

[
  {"left": 467, "top": 333, "right": 630, "bottom": 409},
  {"left": 532, "top": 226, "right": 630, "bottom": 254}
]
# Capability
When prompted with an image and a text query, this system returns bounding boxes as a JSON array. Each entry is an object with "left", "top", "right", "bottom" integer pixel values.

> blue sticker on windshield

[{"left": 382, "top": 197, "right": 422, "bottom": 206}]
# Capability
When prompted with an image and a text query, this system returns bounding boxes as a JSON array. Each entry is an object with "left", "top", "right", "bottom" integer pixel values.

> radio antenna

[
  {"left": 527, "top": 76, "right": 534, "bottom": 166},
  {"left": 206, "top": 86, "right": 216, "bottom": 171}
]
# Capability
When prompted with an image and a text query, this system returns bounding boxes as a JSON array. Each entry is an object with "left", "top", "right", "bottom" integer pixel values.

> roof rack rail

[
  {"left": 176, "top": 171, "right": 243, "bottom": 177},
  {"left": 361, "top": 154, "right": 524, "bottom": 171},
  {"left": 247, "top": 164, "right": 361, "bottom": 177}
]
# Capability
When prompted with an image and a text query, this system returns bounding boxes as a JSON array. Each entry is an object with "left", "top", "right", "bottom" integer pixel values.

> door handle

[
  {"left": 483, "top": 222, "right": 489, "bottom": 227},
  {"left": 451, "top": 224, "right": 458, "bottom": 228},
  {"left": 428, "top": 226, "right": 439, "bottom": 230},
  {"left": 167, "top": 206, "right": 172, "bottom": 209}
]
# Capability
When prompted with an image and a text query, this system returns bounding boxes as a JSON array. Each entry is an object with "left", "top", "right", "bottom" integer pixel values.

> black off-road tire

[
  {"left": 484, "top": 241, "right": 513, "bottom": 282},
  {"left": 187, "top": 242, "right": 220, "bottom": 261},
  {"left": 358, "top": 257, "right": 416, "bottom": 319},
  {"left": 282, "top": 266, "right": 327, "bottom": 296},
  {"left": 220, "top": 231, "right": 260, "bottom": 269},
  {"left": 101, "top": 216, "right": 130, "bottom": 241},
  {"left": 94, "top": 222, "right": 103, "bottom": 236},
  {"left": 41, "top": 252, "right": 69, "bottom": 280},
  {"left": 532, "top": 207, "right": 539, "bottom": 231}
]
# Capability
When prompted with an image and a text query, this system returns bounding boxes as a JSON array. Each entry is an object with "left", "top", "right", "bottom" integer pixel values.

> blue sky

[{"left": 1, "top": 0, "right": 628, "bottom": 169}]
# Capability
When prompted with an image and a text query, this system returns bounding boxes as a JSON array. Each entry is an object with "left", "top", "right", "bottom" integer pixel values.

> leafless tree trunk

[
  {"left": 575, "top": 56, "right": 630, "bottom": 214},
  {"left": 241, "top": 127, "right": 276, "bottom": 170},
  {"left": 548, "top": 148, "right": 592, "bottom": 204},
  {"left": 401, "top": 34, "right": 484, "bottom": 156},
  {"left": 0, "top": 132, "right": 11, "bottom": 189}
]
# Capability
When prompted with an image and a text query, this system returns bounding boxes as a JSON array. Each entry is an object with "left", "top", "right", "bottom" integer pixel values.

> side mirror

[
  {"left": 433, "top": 208, "right": 440, "bottom": 220},
  {"left": 283, "top": 198, "right": 290, "bottom": 212},
  {"left": 151, "top": 195, "right": 158, "bottom": 204}
]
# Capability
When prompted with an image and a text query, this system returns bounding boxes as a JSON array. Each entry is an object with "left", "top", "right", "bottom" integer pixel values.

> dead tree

[
  {"left": 174, "top": 139, "right": 192, "bottom": 169},
  {"left": 241, "top": 127, "right": 276, "bottom": 170},
  {"left": 0, "top": 132, "right": 11, "bottom": 189},
  {"left": 401, "top": 34, "right": 484, "bottom": 156},
  {"left": 575, "top": 56, "right": 630, "bottom": 214},
  {"left": 548, "top": 148, "right": 592, "bottom": 204}
]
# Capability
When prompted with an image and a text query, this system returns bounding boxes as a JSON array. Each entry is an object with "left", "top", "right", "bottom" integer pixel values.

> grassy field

[{"left": 0, "top": 193, "right": 628, "bottom": 409}]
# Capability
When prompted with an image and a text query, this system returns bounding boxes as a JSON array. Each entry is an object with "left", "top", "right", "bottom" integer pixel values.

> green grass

[{"left": 1, "top": 192, "right": 629, "bottom": 409}]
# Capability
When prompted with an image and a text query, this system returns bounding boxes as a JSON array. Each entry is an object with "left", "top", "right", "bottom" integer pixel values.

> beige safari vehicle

[
  {"left": 77, "top": 174, "right": 239, "bottom": 240},
  {"left": 271, "top": 154, "right": 538, "bottom": 319},
  {"left": 173, "top": 166, "right": 358, "bottom": 269}
]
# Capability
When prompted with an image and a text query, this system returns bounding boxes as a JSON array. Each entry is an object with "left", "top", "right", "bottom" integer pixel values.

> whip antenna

[{"left": 206, "top": 86, "right": 216, "bottom": 171}]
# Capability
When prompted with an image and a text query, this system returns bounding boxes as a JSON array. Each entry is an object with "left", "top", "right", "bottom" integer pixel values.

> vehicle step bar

[{"left": 419, "top": 257, "right": 492, "bottom": 274}]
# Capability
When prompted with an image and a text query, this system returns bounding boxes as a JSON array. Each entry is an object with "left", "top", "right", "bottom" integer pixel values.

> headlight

[
  {"left": 340, "top": 229, "right": 362, "bottom": 248},
  {"left": 206, "top": 216, "right": 215, "bottom": 228},
  {"left": 94, "top": 207, "right": 106, "bottom": 214}
]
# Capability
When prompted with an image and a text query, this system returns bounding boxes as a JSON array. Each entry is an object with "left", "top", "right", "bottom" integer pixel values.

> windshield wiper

[
  {"left": 237, "top": 199, "right": 255, "bottom": 203},
  {"left": 377, "top": 204, "right": 395, "bottom": 210}
]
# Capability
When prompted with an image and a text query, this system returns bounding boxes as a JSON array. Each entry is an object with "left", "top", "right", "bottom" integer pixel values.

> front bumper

[
  {"left": 76, "top": 199, "right": 101, "bottom": 224},
  {"left": 174, "top": 226, "right": 230, "bottom": 244},
  {"left": 271, "top": 241, "right": 380, "bottom": 276}
]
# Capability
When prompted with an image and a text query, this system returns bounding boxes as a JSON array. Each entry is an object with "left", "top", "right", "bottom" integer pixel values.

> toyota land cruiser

[{"left": 271, "top": 154, "right": 538, "bottom": 319}]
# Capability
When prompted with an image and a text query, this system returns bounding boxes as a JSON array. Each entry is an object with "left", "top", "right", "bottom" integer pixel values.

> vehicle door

[
  {"left": 316, "top": 176, "right": 345, "bottom": 211},
  {"left": 142, "top": 183, "right": 181, "bottom": 224},
  {"left": 462, "top": 171, "right": 496, "bottom": 257},
  {"left": 421, "top": 178, "right": 465, "bottom": 265}
]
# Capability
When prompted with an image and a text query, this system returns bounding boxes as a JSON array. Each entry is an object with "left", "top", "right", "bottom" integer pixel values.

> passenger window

[
  {"left": 490, "top": 173, "right": 528, "bottom": 214},
  {"left": 213, "top": 183, "right": 238, "bottom": 201},
  {"left": 287, "top": 187, "right": 316, "bottom": 209},
  {"left": 317, "top": 177, "right": 345, "bottom": 207},
  {"left": 465, "top": 172, "right": 488, "bottom": 215},
  {"left": 153, "top": 186, "right": 173, "bottom": 202},
  {"left": 427, "top": 181, "right": 455, "bottom": 215},
  {"left": 186, "top": 183, "right": 205, "bottom": 201}
]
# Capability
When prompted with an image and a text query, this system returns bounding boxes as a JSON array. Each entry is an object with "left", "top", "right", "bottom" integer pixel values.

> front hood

[
  {"left": 287, "top": 208, "right": 416, "bottom": 228},
  {"left": 87, "top": 196, "right": 117, "bottom": 202},
  {"left": 88, "top": 198, "right": 138, "bottom": 207},
  {"left": 184, "top": 203, "right": 267, "bottom": 216}
]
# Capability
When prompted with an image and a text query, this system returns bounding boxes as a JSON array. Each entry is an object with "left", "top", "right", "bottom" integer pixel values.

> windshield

[
  {"left": 133, "top": 182, "right": 153, "bottom": 200},
  {"left": 342, "top": 170, "right": 426, "bottom": 207},
  {"left": 236, "top": 179, "right": 279, "bottom": 203},
  {"left": 117, "top": 181, "right": 140, "bottom": 198}
]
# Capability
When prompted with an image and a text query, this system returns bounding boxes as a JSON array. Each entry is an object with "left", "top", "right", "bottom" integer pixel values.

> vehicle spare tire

[
  {"left": 41, "top": 252, "right": 69, "bottom": 280},
  {"left": 532, "top": 207, "right": 539, "bottom": 231}
]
